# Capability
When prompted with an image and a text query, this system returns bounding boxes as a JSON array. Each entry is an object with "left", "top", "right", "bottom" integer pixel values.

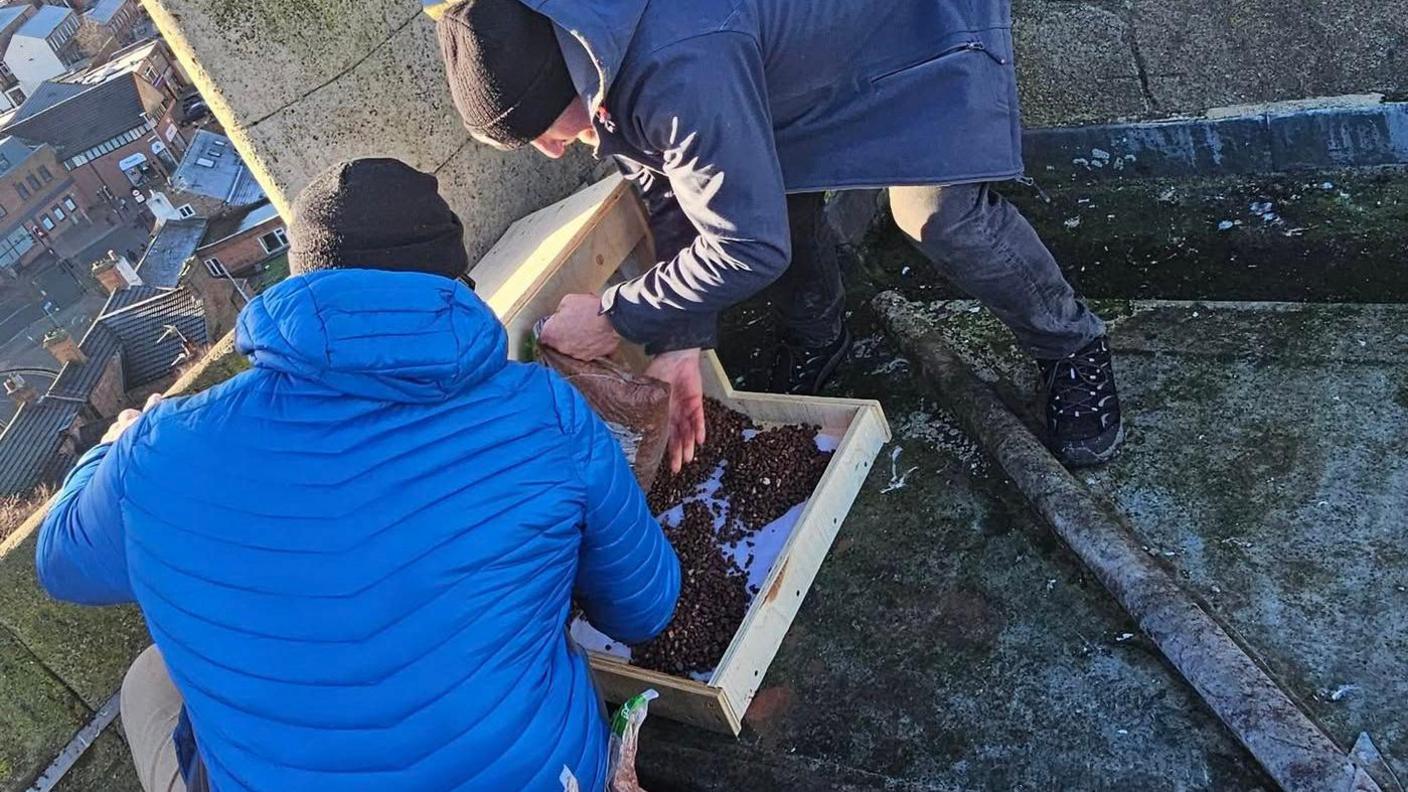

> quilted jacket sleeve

[
  {"left": 35, "top": 434, "right": 136, "bottom": 606},
  {"left": 554, "top": 376, "right": 681, "bottom": 644}
]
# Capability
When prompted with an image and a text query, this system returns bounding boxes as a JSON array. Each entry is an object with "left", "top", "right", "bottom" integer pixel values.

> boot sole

[{"left": 1054, "top": 422, "right": 1126, "bottom": 468}]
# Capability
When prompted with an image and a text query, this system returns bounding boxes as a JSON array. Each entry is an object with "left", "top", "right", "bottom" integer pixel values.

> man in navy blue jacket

[
  {"left": 432, "top": 0, "right": 1124, "bottom": 469},
  {"left": 36, "top": 159, "right": 681, "bottom": 792}
]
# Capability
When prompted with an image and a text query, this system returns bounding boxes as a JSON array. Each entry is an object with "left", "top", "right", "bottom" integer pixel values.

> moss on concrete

[
  {"left": 0, "top": 535, "right": 149, "bottom": 710},
  {"left": 0, "top": 629, "right": 88, "bottom": 792},
  {"left": 866, "top": 169, "right": 1408, "bottom": 305},
  {"left": 51, "top": 729, "right": 141, "bottom": 792}
]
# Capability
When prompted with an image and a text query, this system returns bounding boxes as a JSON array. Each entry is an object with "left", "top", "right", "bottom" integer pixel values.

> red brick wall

[
  {"left": 0, "top": 145, "right": 87, "bottom": 267},
  {"left": 86, "top": 352, "right": 125, "bottom": 419},
  {"left": 198, "top": 217, "right": 287, "bottom": 277}
]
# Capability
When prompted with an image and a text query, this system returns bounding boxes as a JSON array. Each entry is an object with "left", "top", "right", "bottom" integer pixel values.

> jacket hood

[
  {"left": 425, "top": 0, "right": 645, "bottom": 115},
  {"left": 236, "top": 270, "right": 508, "bottom": 403}
]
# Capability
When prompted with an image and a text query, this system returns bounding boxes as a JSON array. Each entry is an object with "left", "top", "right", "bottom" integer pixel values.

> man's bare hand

[
  {"left": 644, "top": 348, "right": 707, "bottom": 472},
  {"left": 539, "top": 294, "right": 621, "bottom": 361},
  {"left": 101, "top": 393, "right": 162, "bottom": 444}
]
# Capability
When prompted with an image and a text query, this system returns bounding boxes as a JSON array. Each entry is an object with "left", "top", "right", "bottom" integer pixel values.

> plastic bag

[
  {"left": 534, "top": 320, "right": 670, "bottom": 493},
  {"left": 607, "top": 689, "right": 657, "bottom": 792}
]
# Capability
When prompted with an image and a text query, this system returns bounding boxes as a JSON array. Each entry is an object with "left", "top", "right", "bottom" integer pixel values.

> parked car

[{"left": 182, "top": 96, "right": 210, "bottom": 122}]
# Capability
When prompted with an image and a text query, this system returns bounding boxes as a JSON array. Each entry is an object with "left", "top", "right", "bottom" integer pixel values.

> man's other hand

[
  {"left": 101, "top": 394, "right": 162, "bottom": 445},
  {"left": 540, "top": 294, "right": 621, "bottom": 361},
  {"left": 645, "top": 348, "right": 707, "bottom": 472}
]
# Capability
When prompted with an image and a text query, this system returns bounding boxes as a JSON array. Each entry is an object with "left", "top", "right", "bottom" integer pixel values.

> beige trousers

[{"left": 120, "top": 645, "right": 188, "bottom": 792}]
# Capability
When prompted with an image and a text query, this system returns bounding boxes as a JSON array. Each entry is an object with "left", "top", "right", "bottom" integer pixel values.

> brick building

[
  {"left": 3, "top": 66, "right": 185, "bottom": 225},
  {"left": 0, "top": 135, "right": 90, "bottom": 272},
  {"left": 78, "top": 0, "right": 142, "bottom": 56},
  {"left": 195, "top": 200, "right": 286, "bottom": 278}
]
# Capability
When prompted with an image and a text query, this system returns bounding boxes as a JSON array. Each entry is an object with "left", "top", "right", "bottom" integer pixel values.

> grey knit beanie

[
  {"left": 436, "top": 0, "right": 576, "bottom": 149},
  {"left": 288, "top": 158, "right": 470, "bottom": 280}
]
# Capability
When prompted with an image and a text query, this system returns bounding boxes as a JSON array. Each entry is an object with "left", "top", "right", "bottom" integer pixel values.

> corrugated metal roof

[
  {"left": 170, "top": 129, "right": 265, "bottom": 207},
  {"left": 47, "top": 323, "right": 122, "bottom": 401},
  {"left": 98, "top": 289, "right": 208, "bottom": 387},
  {"left": 17, "top": 5, "right": 72, "bottom": 38},
  {"left": 0, "top": 400, "right": 78, "bottom": 497},
  {"left": 136, "top": 218, "right": 206, "bottom": 288}
]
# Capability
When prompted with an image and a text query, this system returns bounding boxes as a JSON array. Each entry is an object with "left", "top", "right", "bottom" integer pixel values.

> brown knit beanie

[
  {"left": 436, "top": 0, "right": 576, "bottom": 149},
  {"left": 288, "top": 158, "right": 470, "bottom": 280}
]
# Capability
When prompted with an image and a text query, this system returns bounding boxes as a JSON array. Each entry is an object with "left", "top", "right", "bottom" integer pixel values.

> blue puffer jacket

[{"left": 35, "top": 270, "right": 681, "bottom": 791}]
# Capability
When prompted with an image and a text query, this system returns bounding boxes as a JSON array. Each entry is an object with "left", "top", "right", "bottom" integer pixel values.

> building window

[
  {"left": 25, "top": 174, "right": 39, "bottom": 191},
  {"left": 15, "top": 182, "right": 29, "bottom": 200},
  {"left": 143, "top": 65, "right": 157, "bottom": 82},
  {"left": 62, "top": 197, "right": 76, "bottom": 212},
  {"left": 0, "top": 225, "right": 34, "bottom": 268},
  {"left": 259, "top": 227, "right": 289, "bottom": 253},
  {"left": 37, "top": 166, "right": 52, "bottom": 183},
  {"left": 177, "top": 204, "right": 195, "bottom": 218},
  {"left": 52, "top": 205, "right": 65, "bottom": 221},
  {"left": 203, "top": 257, "right": 226, "bottom": 277},
  {"left": 39, "top": 214, "right": 54, "bottom": 230}
]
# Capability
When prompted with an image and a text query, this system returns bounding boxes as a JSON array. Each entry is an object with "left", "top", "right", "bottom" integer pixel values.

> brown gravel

[
  {"left": 633, "top": 399, "right": 834, "bottom": 675},
  {"left": 631, "top": 501, "right": 751, "bottom": 675}
]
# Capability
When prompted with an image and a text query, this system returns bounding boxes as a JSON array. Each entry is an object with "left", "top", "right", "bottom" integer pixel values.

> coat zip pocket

[{"left": 871, "top": 40, "right": 1008, "bottom": 84}]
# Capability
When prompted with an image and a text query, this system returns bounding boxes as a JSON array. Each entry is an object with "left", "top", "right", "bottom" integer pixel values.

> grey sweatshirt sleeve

[{"left": 601, "top": 32, "right": 791, "bottom": 354}]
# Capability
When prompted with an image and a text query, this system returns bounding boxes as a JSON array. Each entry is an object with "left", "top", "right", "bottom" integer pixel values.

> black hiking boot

[
  {"left": 1037, "top": 336, "right": 1124, "bottom": 467},
  {"left": 767, "top": 327, "right": 852, "bottom": 395}
]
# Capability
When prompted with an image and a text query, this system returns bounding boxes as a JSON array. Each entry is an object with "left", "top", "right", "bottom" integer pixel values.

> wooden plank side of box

[
  {"left": 709, "top": 401, "right": 890, "bottom": 721},
  {"left": 471, "top": 175, "right": 647, "bottom": 359},
  {"left": 587, "top": 655, "right": 741, "bottom": 734}
]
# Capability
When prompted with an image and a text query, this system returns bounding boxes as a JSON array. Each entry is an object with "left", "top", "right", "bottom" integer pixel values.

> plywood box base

[{"left": 473, "top": 176, "right": 891, "bottom": 734}]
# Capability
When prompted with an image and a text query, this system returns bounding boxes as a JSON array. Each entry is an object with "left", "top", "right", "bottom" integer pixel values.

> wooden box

[{"left": 472, "top": 176, "right": 890, "bottom": 734}]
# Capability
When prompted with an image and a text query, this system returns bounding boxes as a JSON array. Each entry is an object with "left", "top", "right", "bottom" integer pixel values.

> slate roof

[
  {"left": 136, "top": 218, "right": 206, "bottom": 288},
  {"left": 2, "top": 75, "right": 146, "bottom": 158},
  {"left": 0, "top": 259, "right": 215, "bottom": 495},
  {"left": 0, "top": 400, "right": 79, "bottom": 496},
  {"left": 98, "top": 288, "right": 208, "bottom": 387},
  {"left": 47, "top": 323, "right": 122, "bottom": 401},
  {"left": 7, "top": 82, "right": 85, "bottom": 124},
  {"left": 170, "top": 130, "right": 265, "bottom": 207},
  {"left": 16, "top": 5, "right": 71, "bottom": 39},
  {"left": 0, "top": 320, "right": 125, "bottom": 497}
]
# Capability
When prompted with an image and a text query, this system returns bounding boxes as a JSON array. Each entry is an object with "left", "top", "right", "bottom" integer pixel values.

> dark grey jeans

[{"left": 770, "top": 184, "right": 1105, "bottom": 359}]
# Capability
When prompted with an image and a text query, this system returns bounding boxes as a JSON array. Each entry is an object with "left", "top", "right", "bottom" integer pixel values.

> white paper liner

[{"left": 571, "top": 433, "right": 839, "bottom": 682}]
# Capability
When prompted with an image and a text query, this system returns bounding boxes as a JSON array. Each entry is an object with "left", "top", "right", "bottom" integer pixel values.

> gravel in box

[{"left": 633, "top": 398, "right": 833, "bottom": 675}]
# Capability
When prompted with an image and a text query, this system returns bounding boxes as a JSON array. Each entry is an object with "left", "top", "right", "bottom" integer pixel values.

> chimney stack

[
  {"left": 43, "top": 327, "right": 87, "bottom": 366},
  {"left": 4, "top": 374, "right": 37, "bottom": 406},
  {"left": 91, "top": 250, "right": 142, "bottom": 294}
]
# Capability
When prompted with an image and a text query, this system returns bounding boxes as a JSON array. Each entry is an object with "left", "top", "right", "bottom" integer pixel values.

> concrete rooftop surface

[{"left": 630, "top": 254, "right": 1407, "bottom": 788}]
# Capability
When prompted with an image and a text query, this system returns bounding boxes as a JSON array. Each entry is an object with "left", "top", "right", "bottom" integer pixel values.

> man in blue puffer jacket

[{"left": 35, "top": 158, "right": 681, "bottom": 792}]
